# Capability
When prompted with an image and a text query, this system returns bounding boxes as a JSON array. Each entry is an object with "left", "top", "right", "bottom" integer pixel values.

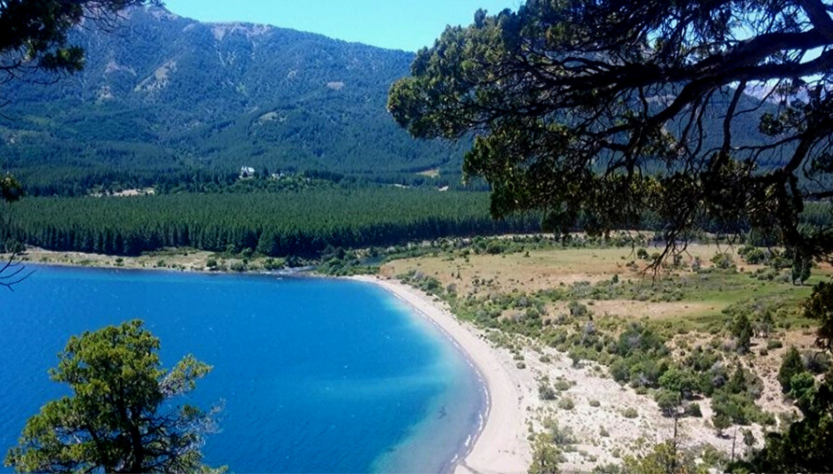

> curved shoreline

[{"left": 351, "top": 276, "right": 529, "bottom": 474}]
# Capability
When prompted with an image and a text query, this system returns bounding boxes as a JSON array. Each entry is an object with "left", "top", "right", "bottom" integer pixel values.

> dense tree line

[
  {"left": 2, "top": 189, "right": 542, "bottom": 257},
  {"left": 6, "top": 186, "right": 831, "bottom": 258}
]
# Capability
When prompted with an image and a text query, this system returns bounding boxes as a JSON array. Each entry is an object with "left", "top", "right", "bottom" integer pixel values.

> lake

[{"left": 0, "top": 266, "right": 484, "bottom": 473}]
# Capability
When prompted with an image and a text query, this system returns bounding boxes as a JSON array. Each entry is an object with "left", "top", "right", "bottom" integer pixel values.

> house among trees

[{"left": 239, "top": 166, "right": 256, "bottom": 179}]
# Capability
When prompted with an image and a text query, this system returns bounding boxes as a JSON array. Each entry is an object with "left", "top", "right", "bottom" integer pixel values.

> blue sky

[{"left": 163, "top": 0, "right": 521, "bottom": 51}]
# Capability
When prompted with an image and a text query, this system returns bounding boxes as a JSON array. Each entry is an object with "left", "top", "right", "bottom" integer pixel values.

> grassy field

[
  {"left": 380, "top": 236, "right": 831, "bottom": 468},
  {"left": 381, "top": 242, "right": 827, "bottom": 331}
]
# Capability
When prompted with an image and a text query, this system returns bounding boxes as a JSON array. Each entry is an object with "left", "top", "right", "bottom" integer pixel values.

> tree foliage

[
  {"left": 744, "top": 282, "right": 833, "bottom": 471},
  {"left": 778, "top": 345, "right": 807, "bottom": 393},
  {"left": 622, "top": 440, "right": 705, "bottom": 474},
  {"left": 804, "top": 281, "right": 833, "bottom": 351},
  {"left": 0, "top": 0, "right": 158, "bottom": 91},
  {"left": 389, "top": 0, "right": 833, "bottom": 261},
  {"left": 529, "top": 435, "right": 561, "bottom": 474},
  {"left": 4, "top": 320, "right": 219, "bottom": 473},
  {"left": 1, "top": 189, "right": 541, "bottom": 257},
  {"left": 0, "top": 7, "right": 465, "bottom": 195}
]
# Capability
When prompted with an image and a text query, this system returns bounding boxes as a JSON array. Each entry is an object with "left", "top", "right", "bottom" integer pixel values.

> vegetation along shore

[{"left": 11, "top": 232, "right": 831, "bottom": 472}]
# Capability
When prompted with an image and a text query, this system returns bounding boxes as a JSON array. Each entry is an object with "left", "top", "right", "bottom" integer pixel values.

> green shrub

[
  {"left": 622, "top": 407, "right": 638, "bottom": 419},
  {"left": 558, "top": 397, "right": 575, "bottom": 411},
  {"left": 654, "top": 390, "right": 681, "bottom": 417},
  {"left": 778, "top": 346, "right": 806, "bottom": 393},
  {"left": 545, "top": 419, "right": 577, "bottom": 446},
  {"left": 788, "top": 372, "right": 816, "bottom": 402},
  {"left": 711, "top": 253, "right": 735, "bottom": 270},
  {"left": 589, "top": 399, "right": 601, "bottom": 407},
  {"left": 554, "top": 379, "right": 571, "bottom": 392},
  {"left": 685, "top": 402, "right": 702, "bottom": 418},
  {"left": 731, "top": 313, "right": 753, "bottom": 353}
]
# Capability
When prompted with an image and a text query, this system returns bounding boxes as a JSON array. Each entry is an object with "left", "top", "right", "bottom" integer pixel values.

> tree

[
  {"left": 529, "top": 435, "right": 561, "bottom": 474},
  {"left": 745, "top": 282, "right": 833, "bottom": 471},
  {"left": 389, "top": 0, "right": 833, "bottom": 262},
  {"left": 712, "top": 412, "right": 732, "bottom": 438},
  {"left": 0, "top": 0, "right": 156, "bottom": 288},
  {"left": 726, "top": 366, "right": 748, "bottom": 395},
  {"left": 731, "top": 313, "right": 753, "bottom": 353},
  {"left": 0, "top": 0, "right": 158, "bottom": 93},
  {"left": 622, "top": 440, "right": 701, "bottom": 474},
  {"left": 789, "top": 372, "right": 817, "bottom": 404},
  {"left": 804, "top": 281, "right": 833, "bottom": 351},
  {"left": 5, "top": 320, "right": 220, "bottom": 473},
  {"left": 791, "top": 254, "right": 813, "bottom": 285},
  {"left": 655, "top": 389, "right": 682, "bottom": 417},
  {"left": 778, "top": 346, "right": 806, "bottom": 393},
  {"left": 757, "top": 310, "right": 774, "bottom": 338}
]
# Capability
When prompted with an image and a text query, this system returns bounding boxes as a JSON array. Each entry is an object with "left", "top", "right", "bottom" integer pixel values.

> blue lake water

[{"left": 0, "top": 266, "right": 484, "bottom": 473}]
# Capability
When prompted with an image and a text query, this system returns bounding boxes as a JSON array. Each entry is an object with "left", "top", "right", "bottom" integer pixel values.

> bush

[
  {"left": 558, "top": 397, "right": 575, "bottom": 411},
  {"left": 538, "top": 382, "right": 558, "bottom": 401},
  {"left": 731, "top": 313, "right": 753, "bottom": 353},
  {"left": 589, "top": 399, "right": 601, "bottom": 407},
  {"left": 685, "top": 402, "right": 702, "bottom": 417},
  {"left": 529, "top": 436, "right": 561, "bottom": 474},
  {"left": 691, "top": 257, "right": 702, "bottom": 272},
  {"left": 712, "top": 412, "right": 732, "bottom": 436},
  {"left": 658, "top": 367, "right": 697, "bottom": 398},
  {"left": 778, "top": 346, "right": 806, "bottom": 393},
  {"left": 803, "top": 351, "right": 832, "bottom": 375},
  {"left": 711, "top": 253, "right": 735, "bottom": 270},
  {"left": 486, "top": 241, "right": 505, "bottom": 255},
  {"left": 554, "top": 379, "right": 571, "bottom": 392},
  {"left": 767, "top": 340, "right": 784, "bottom": 350},
  {"left": 788, "top": 372, "right": 816, "bottom": 402},
  {"left": 654, "top": 390, "right": 681, "bottom": 417},
  {"left": 568, "top": 300, "right": 588, "bottom": 317},
  {"left": 545, "top": 419, "right": 577, "bottom": 446},
  {"left": 622, "top": 407, "right": 638, "bottom": 419}
]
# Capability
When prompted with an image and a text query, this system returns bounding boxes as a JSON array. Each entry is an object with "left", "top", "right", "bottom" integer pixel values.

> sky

[{"left": 163, "top": 0, "right": 522, "bottom": 52}]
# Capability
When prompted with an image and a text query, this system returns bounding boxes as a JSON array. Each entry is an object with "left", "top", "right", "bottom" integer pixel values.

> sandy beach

[
  {"left": 352, "top": 275, "right": 531, "bottom": 474},
  {"left": 353, "top": 273, "right": 793, "bottom": 474}
]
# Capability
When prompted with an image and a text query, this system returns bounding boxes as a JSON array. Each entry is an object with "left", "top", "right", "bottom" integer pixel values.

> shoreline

[
  {"left": 351, "top": 275, "right": 530, "bottom": 474},
  {"left": 24, "top": 259, "right": 530, "bottom": 472}
]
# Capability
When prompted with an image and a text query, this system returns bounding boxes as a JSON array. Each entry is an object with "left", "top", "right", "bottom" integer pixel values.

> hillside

[{"left": 0, "top": 6, "right": 463, "bottom": 195}]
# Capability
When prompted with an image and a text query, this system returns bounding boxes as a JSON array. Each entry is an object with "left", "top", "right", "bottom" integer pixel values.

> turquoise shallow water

[{"left": 0, "top": 266, "right": 484, "bottom": 473}]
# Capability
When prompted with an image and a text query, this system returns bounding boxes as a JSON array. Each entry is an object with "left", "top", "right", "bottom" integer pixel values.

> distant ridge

[{"left": 0, "top": 6, "right": 463, "bottom": 193}]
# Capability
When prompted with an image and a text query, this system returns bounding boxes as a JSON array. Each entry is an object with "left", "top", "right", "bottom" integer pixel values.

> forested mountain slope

[{"left": 0, "top": 6, "right": 462, "bottom": 194}]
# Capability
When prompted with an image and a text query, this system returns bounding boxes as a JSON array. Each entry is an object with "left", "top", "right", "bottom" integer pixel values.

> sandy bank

[{"left": 351, "top": 275, "right": 530, "bottom": 474}]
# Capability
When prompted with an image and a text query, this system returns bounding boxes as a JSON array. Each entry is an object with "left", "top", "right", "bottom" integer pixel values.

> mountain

[{"left": 0, "top": 6, "right": 463, "bottom": 195}]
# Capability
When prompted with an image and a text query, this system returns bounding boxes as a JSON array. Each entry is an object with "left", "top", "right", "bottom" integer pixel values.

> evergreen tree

[
  {"left": 5, "top": 321, "right": 220, "bottom": 473},
  {"left": 731, "top": 313, "right": 753, "bottom": 353},
  {"left": 747, "top": 283, "right": 833, "bottom": 471},
  {"left": 778, "top": 346, "right": 806, "bottom": 394}
]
